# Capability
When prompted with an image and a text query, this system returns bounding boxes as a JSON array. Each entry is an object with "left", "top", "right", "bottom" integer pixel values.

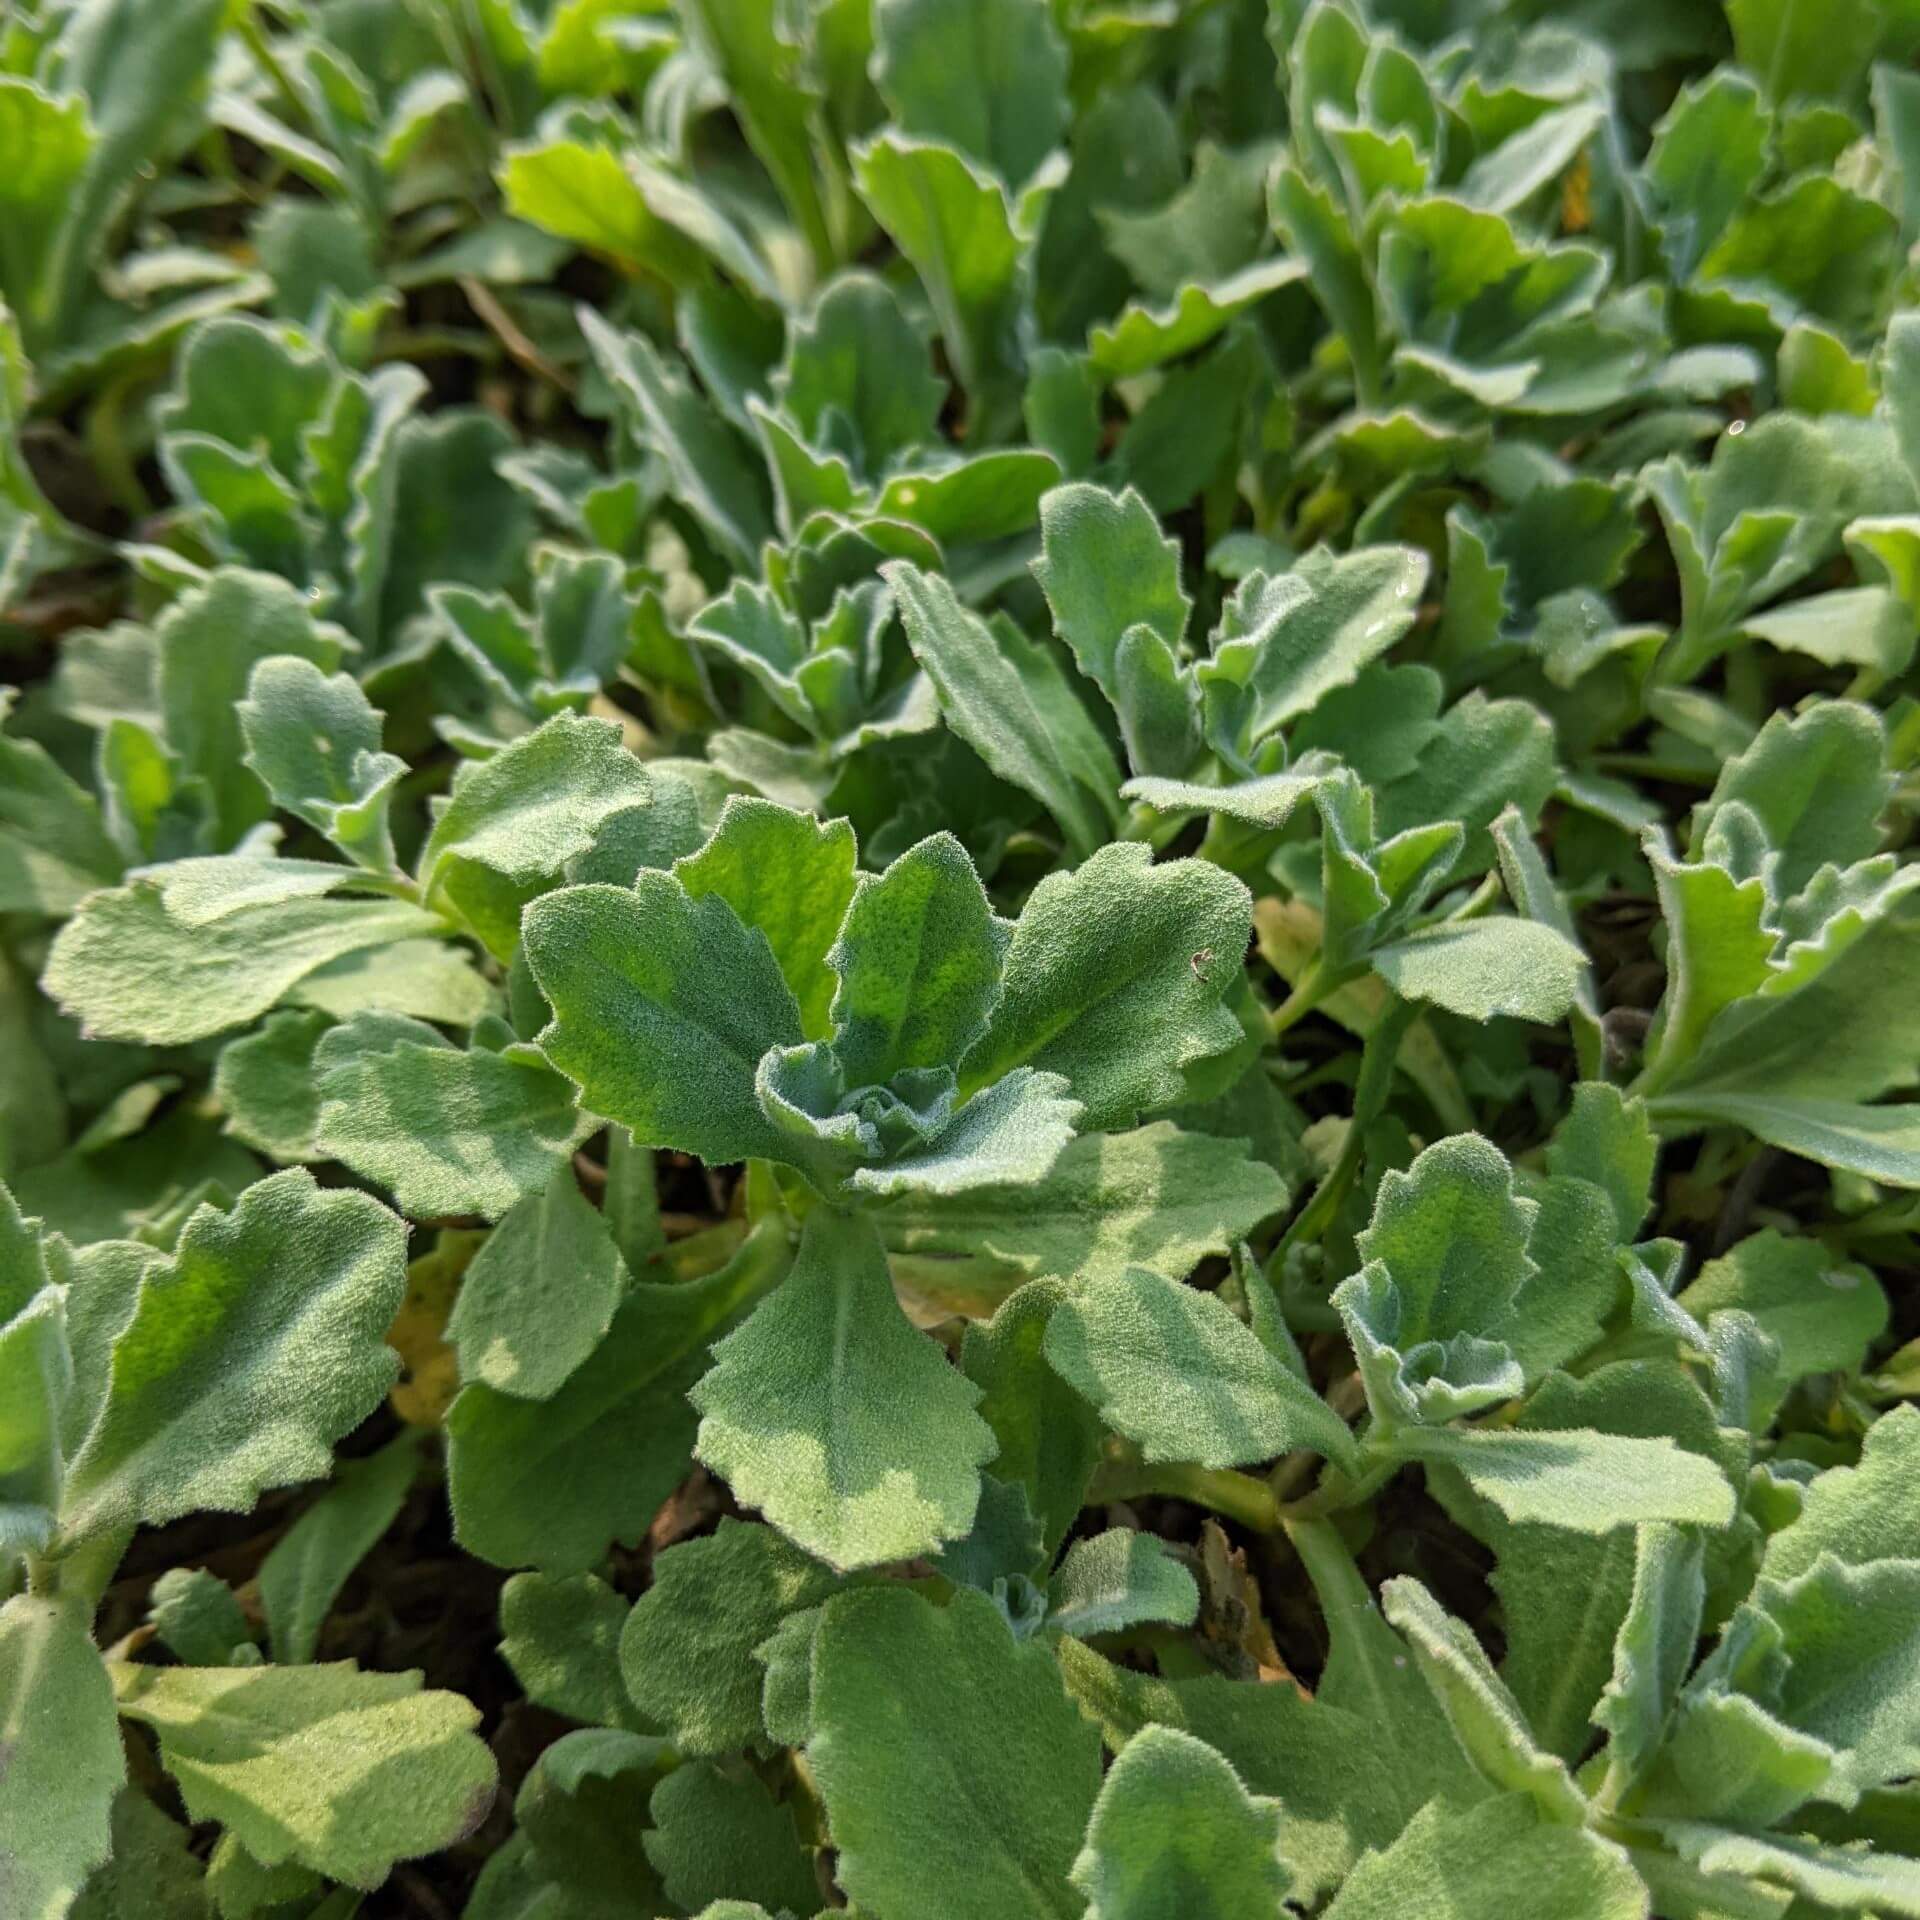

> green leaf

[
  {"left": 644, "top": 1762, "right": 819, "bottom": 1919},
  {"left": 1033, "top": 484, "right": 1190, "bottom": 707},
  {"left": 1370, "top": 919, "right": 1588, "bottom": 1025},
  {"left": 499, "top": 138, "right": 703, "bottom": 282},
  {"left": 0, "top": 712, "right": 123, "bottom": 917},
  {"left": 447, "top": 1225, "right": 791, "bottom": 1573},
  {"left": 810, "top": 1585, "right": 1104, "bottom": 1920},
  {"left": 1757, "top": 1553, "right": 1920, "bottom": 1800},
  {"left": 259, "top": 1432, "right": 422, "bottom": 1665},
  {"left": 1069, "top": 1724, "right": 1287, "bottom": 1919},
  {"left": 1393, "top": 1426, "right": 1737, "bottom": 1533},
  {"left": 960, "top": 844, "right": 1250, "bottom": 1131},
  {"left": 828, "top": 832, "right": 1004, "bottom": 1088},
  {"left": 1197, "top": 546, "right": 1428, "bottom": 751},
  {"left": 873, "top": 0, "right": 1067, "bottom": 188},
  {"left": 1658, "top": 1821, "right": 1920, "bottom": 1915},
  {"left": 417, "top": 713, "right": 655, "bottom": 957},
  {"left": 314, "top": 1014, "right": 591, "bottom": 1221},
  {"left": 853, "top": 135, "right": 1043, "bottom": 416},
  {"left": 886, "top": 560, "right": 1121, "bottom": 860},
  {"left": 288, "top": 938, "right": 497, "bottom": 1027},
  {"left": 1697, "top": 703, "right": 1892, "bottom": 903},
  {"left": 1764, "top": 1403, "right": 1920, "bottom": 1581},
  {"left": 1647, "top": 69, "right": 1772, "bottom": 278},
  {"left": 1055, "top": 1637, "right": 1482, "bottom": 1907},
  {"left": 578, "top": 307, "right": 772, "bottom": 567},
  {"left": 238, "top": 657, "right": 403, "bottom": 874},
  {"left": 524, "top": 876, "right": 805, "bottom": 1165},
  {"left": 1322, "top": 1794, "right": 1646, "bottom": 1920},
  {"left": 147, "top": 1567, "right": 252, "bottom": 1668},
  {"left": 1044, "top": 1266, "right": 1360, "bottom": 1472},
  {"left": 213, "top": 1009, "right": 330, "bottom": 1163},
  {"left": 1374, "top": 692, "right": 1558, "bottom": 880},
  {"left": 621, "top": 1518, "right": 843, "bottom": 1757},
  {"left": 109, "top": 1659, "right": 497, "bottom": 1891},
  {"left": 1660, "top": 885, "right": 1920, "bottom": 1110},
  {"left": 676, "top": 799, "right": 859, "bottom": 1042},
  {"left": 1679, "top": 1229, "right": 1886, "bottom": 1393},
  {"left": 60, "top": 1171, "right": 405, "bottom": 1541},
  {"left": 1344, "top": 1132, "right": 1538, "bottom": 1359},
  {"left": 0, "top": 80, "right": 97, "bottom": 351},
  {"left": 878, "top": 1121, "right": 1290, "bottom": 1288},
  {"left": 0, "top": 1593, "right": 125, "bottom": 1920},
  {"left": 514, "top": 1727, "right": 669, "bottom": 1915},
  {"left": 691, "top": 1208, "right": 995, "bottom": 1570},
  {"left": 676, "top": 0, "right": 831, "bottom": 268},
  {"left": 1048, "top": 1528, "right": 1199, "bottom": 1639},
  {"left": 1636, "top": 847, "right": 1777, "bottom": 1097},
  {"left": 70, "top": 1791, "right": 208, "bottom": 1920},
  {"left": 844, "top": 1070, "right": 1082, "bottom": 1198},
  {"left": 447, "top": 1166, "right": 626, "bottom": 1399},
  {"left": 1545, "top": 1084, "right": 1659, "bottom": 1243},
  {"left": 774, "top": 273, "right": 944, "bottom": 479},
  {"left": 499, "top": 1571, "right": 645, "bottom": 1734},
  {"left": 1089, "top": 261, "right": 1308, "bottom": 380},
  {"left": 1379, "top": 1577, "right": 1587, "bottom": 1821},
  {"left": 43, "top": 871, "right": 438, "bottom": 1047},
  {"left": 1593, "top": 1524, "right": 1706, "bottom": 1794},
  {"left": 961, "top": 1280, "right": 1104, "bottom": 1555},
  {"left": 0, "top": 1277, "right": 68, "bottom": 1521},
  {"left": 155, "top": 569, "right": 350, "bottom": 848}
]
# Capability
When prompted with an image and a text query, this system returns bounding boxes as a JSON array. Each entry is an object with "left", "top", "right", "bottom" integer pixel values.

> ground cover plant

[{"left": 5, "top": 0, "right": 1920, "bottom": 1913}]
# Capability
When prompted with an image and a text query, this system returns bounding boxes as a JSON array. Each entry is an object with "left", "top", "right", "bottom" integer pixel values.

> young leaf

[
  {"left": 885, "top": 559, "right": 1122, "bottom": 859},
  {"left": 1032, "top": 484, "right": 1190, "bottom": 706},
  {"left": 962, "top": 1279, "right": 1105, "bottom": 1553},
  {"left": 238, "top": 656, "right": 404, "bottom": 874},
  {"left": 827, "top": 831, "right": 1005, "bottom": 1088},
  {"left": 1369, "top": 918, "right": 1588, "bottom": 1025},
  {"left": 43, "top": 876, "right": 438, "bottom": 1047},
  {"left": 644, "top": 1762, "right": 818, "bottom": 1919},
  {"left": 1393, "top": 1426, "right": 1737, "bottom": 1533},
  {"left": 875, "top": 1121, "right": 1292, "bottom": 1288},
  {"left": 872, "top": 0, "right": 1068, "bottom": 188},
  {"left": 1380, "top": 1577, "right": 1588, "bottom": 1823},
  {"left": 415, "top": 712, "right": 655, "bottom": 956}
]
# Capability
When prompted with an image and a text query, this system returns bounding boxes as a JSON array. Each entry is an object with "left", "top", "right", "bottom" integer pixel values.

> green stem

[
  {"left": 1091, "top": 1452, "right": 1281, "bottom": 1533},
  {"left": 1280, "top": 995, "right": 1417, "bottom": 1256},
  {"left": 1279, "top": 1452, "right": 1397, "bottom": 1521},
  {"left": 1270, "top": 959, "right": 1336, "bottom": 1039}
]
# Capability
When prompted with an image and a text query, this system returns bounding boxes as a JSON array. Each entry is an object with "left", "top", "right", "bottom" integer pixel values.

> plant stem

[
  {"left": 1091, "top": 1452, "right": 1281, "bottom": 1533},
  {"left": 1270, "top": 959, "right": 1333, "bottom": 1039}
]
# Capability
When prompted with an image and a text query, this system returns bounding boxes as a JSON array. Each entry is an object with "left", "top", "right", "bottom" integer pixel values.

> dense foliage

[{"left": 5, "top": 0, "right": 1920, "bottom": 1914}]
